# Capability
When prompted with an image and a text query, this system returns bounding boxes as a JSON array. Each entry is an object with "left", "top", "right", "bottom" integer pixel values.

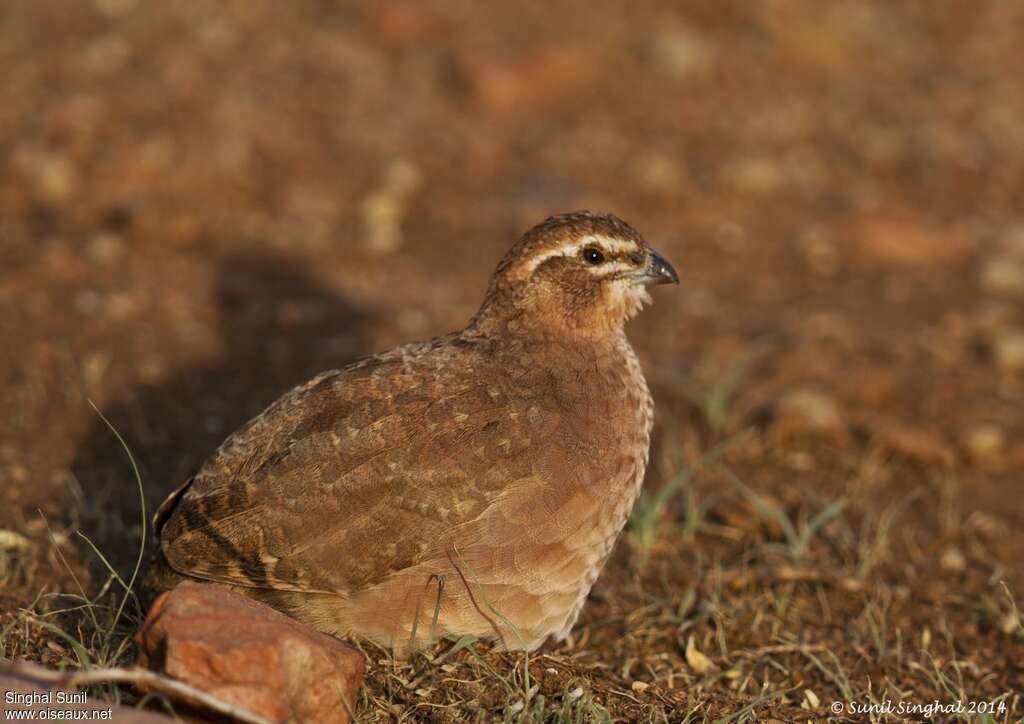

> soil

[{"left": 2, "top": 1, "right": 1023, "bottom": 721}]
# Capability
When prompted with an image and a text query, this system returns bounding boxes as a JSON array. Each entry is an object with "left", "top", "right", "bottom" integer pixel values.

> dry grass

[
  {"left": 3, "top": 396, "right": 1021, "bottom": 722},
  {"left": 1, "top": 409, "right": 151, "bottom": 712}
]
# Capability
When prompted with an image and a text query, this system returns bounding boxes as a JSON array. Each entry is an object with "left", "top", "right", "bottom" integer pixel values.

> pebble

[
  {"left": 961, "top": 423, "right": 1005, "bottom": 464},
  {"left": 939, "top": 547, "right": 966, "bottom": 572},
  {"left": 87, "top": 232, "right": 125, "bottom": 264},
  {"left": 992, "top": 329, "right": 1024, "bottom": 373},
  {"left": 362, "top": 160, "right": 421, "bottom": 253},
  {"left": 979, "top": 255, "right": 1024, "bottom": 297},
  {"left": 772, "top": 388, "right": 846, "bottom": 439},
  {"left": 22, "top": 152, "right": 78, "bottom": 204},
  {"left": 652, "top": 28, "right": 714, "bottom": 78}
]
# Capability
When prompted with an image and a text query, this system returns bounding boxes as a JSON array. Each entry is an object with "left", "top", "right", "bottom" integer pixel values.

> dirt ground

[{"left": 2, "top": 1, "right": 1023, "bottom": 721}]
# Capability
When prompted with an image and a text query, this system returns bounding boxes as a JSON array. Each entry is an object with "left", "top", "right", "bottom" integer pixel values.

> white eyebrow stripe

[
  {"left": 582, "top": 235, "right": 640, "bottom": 254},
  {"left": 520, "top": 235, "right": 639, "bottom": 275},
  {"left": 520, "top": 240, "right": 582, "bottom": 275}
]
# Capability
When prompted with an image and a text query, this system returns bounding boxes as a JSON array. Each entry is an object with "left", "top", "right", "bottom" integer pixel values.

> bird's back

[{"left": 156, "top": 329, "right": 652, "bottom": 649}]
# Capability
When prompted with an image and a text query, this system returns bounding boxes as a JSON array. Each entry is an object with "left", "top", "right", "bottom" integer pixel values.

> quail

[{"left": 151, "top": 211, "right": 679, "bottom": 652}]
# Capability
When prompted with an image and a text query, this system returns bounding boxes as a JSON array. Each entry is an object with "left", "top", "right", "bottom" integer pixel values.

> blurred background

[{"left": 2, "top": 0, "right": 1022, "bottom": 717}]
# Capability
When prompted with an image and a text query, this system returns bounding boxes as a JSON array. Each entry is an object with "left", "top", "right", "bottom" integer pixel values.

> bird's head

[{"left": 473, "top": 212, "right": 678, "bottom": 339}]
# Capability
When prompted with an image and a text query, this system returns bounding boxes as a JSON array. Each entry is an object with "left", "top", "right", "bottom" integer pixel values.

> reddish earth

[{"left": 2, "top": 1, "right": 1022, "bottom": 721}]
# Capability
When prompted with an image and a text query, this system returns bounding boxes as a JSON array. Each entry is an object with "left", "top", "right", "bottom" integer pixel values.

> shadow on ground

[{"left": 70, "top": 254, "right": 370, "bottom": 575}]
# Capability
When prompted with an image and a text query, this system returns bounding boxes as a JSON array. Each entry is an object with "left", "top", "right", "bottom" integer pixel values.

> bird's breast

[
  {"left": 554, "top": 337, "right": 653, "bottom": 551},
  {"left": 515, "top": 338, "right": 653, "bottom": 643},
  {"left": 598, "top": 339, "right": 653, "bottom": 525}
]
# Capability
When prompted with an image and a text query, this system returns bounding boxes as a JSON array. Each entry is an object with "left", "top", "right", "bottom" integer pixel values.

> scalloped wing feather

[{"left": 158, "top": 338, "right": 569, "bottom": 596}]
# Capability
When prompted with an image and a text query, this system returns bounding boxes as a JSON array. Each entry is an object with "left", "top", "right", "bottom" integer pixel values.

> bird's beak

[{"left": 637, "top": 249, "right": 679, "bottom": 286}]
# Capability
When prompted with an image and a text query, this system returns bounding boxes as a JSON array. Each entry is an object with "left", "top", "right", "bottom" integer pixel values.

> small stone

[
  {"left": 979, "top": 256, "right": 1024, "bottom": 297},
  {"left": 939, "top": 547, "right": 966, "bottom": 572},
  {"left": 651, "top": 28, "right": 714, "bottom": 78},
  {"left": 137, "top": 581, "right": 365, "bottom": 724},
  {"left": 772, "top": 389, "right": 846, "bottom": 439},
  {"left": 961, "top": 424, "right": 1005, "bottom": 464},
  {"left": 0, "top": 530, "right": 36, "bottom": 585},
  {"left": 362, "top": 160, "right": 421, "bottom": 253},
  {"left": 992, "top": 329, "right": 1024, "bottom": 373},
  {"left": 30, "top": 153, "right": 78, "bottom": 204},
  {"left": 87, "top": 232, "right": 125, "bottom": 264}
]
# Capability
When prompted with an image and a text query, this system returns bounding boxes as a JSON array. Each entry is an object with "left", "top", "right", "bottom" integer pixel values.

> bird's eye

[{"left": 582, "top": 247, "right": 606, "bottom": 265}]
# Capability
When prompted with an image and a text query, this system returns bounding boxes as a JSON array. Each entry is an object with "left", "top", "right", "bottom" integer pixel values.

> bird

[{"left": 149, "top": 211, "right": 678, "bottom": 653}]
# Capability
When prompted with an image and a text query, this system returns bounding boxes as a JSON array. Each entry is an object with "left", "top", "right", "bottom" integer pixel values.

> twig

[
  {"left": 0, "top": 660, "right": 273, "bottom": 724},
  {"left": 734, "top": 643, "right": 828, "bottom": 657},
  {"left": 720, "top": 566, "right": 864, "bottom": 592}
]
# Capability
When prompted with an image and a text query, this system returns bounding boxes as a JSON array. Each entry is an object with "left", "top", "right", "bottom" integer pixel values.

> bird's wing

[{"left": 159, "top": 340, "right": 570, "bottom": 596}]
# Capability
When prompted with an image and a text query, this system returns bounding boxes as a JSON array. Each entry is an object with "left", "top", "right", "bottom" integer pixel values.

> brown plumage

[{"left": 152, "top": 211, "right": 678, "bottom": 652}]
